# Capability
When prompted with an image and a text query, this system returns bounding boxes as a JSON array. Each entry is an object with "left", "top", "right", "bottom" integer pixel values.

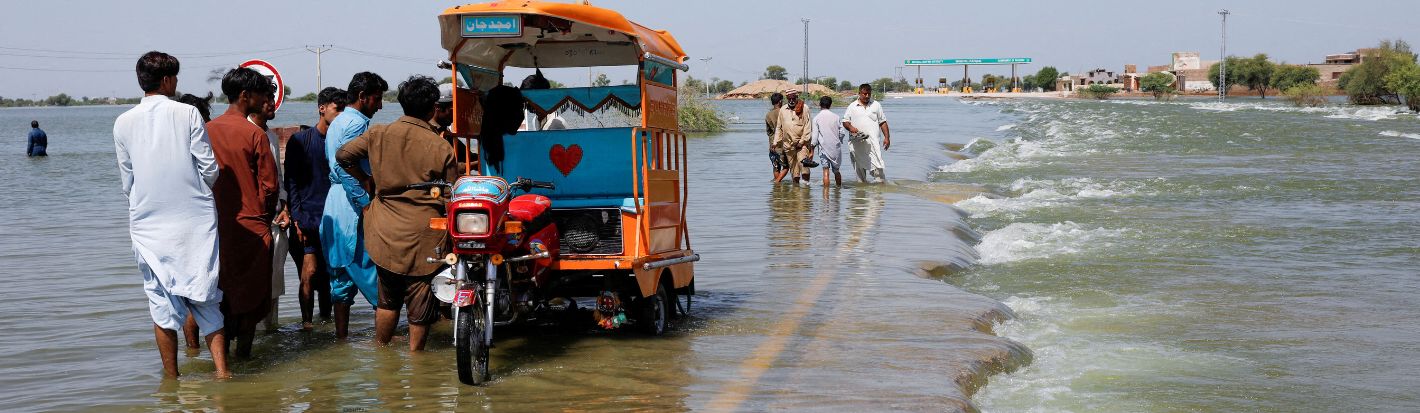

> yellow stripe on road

[{"left": 705, "top": 267, "right": 837, "bottom": 412}]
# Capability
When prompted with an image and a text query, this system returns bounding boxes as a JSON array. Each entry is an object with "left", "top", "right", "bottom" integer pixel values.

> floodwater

[{"left": 2, "top": 96, "right": 1418, "bottom": 412}]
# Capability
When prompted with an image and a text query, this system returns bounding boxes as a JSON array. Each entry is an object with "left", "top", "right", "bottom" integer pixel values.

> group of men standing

[
  {"left": 114, "top": 51, "right": 467, "bottom": 378},
  {"left": 766, "top": 84, "right": 891, "bottom": 187}
]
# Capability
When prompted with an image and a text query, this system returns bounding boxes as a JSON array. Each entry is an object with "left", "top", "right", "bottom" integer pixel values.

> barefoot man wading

[
  {"left": 842, "top": 84, "right": 891, "bottom": 184},
  {"left": 113, "top": 51, "right": 230, "bottom": 378}
]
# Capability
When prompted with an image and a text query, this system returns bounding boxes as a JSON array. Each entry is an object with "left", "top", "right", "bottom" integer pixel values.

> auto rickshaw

[{"left": 428, "top": 1, "right": 698, "bottom": 385}]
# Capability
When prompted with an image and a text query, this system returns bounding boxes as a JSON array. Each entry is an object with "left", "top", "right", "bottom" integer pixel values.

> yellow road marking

[{"left": 705, "top": 267, "right": 837, "bottom": 412}]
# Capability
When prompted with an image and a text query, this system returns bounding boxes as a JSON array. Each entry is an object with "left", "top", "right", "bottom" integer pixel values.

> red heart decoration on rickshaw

[{"left": 549, "top": 144, "right": 582, "bottom": 176}]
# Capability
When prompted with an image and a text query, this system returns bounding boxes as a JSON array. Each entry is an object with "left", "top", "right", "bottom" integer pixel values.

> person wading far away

[
  {"left": 112, "top": 51, "right": 230, "bottom": 378},
  {"left": 206, "top": 67, "right": 280, "bottom": 358},
  {"left": 765, "top": 92, "right": 787, "bottom": 182},
  {"left": 285, "top": 87, "right": 346, "bottom": 329},
  {"left": 321, "top": 72, "right": 387, "bottom": 339},
  {"left": 27, "top": 120, "right": 48, "bottom": 157},
  {"left": 842, "top": 84, "right": 891, "bottom": 184},
  {"left": 335, "top": 75, "right": 458, "bottom": 351}
]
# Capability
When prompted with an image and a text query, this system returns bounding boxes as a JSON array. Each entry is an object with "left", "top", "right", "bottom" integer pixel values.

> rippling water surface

[{"left": 2, "top": 96, "right": 1418, "bottom": 412}]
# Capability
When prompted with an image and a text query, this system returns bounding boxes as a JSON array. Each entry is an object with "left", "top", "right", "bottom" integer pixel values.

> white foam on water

[
  {"left": 1379, "top": 130, "right": 1420, "bottom": 140},
  {"left": 955, "top": 178, "right": 1145, "bottom": 217},
  {"left": 975, "top": 222, "right": 1125, "bottom": 265},
  {"left": 1187, "top": 101, "right": 1401, "bottom": 121},
  {"left": 996, "top": 124, "right": 1017, "bottom": 131},
  {"left": 977, "top": 294, "right": 1253, "bottom": 412}
]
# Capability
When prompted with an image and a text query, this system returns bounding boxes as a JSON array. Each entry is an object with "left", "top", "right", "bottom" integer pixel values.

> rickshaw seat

[{"left": 485, "top": 127, "right": 647, "bottom": 213}]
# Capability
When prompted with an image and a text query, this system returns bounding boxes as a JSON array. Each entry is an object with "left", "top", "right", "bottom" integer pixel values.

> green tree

[
  {"left": 1077, "top": 84, "right": 1119, "bottom": 99},
  {"left": 1208, "top": 56, "right": 1246, "bottom": 97},
  {"left": 592, "top": 73, "right": 611, "bottom": 87},
  {"left": 1270, "top": 65, "right": 1321, "bottom": 92},
  {"left": 1283, "top": 84, "right": 1327, "bottom": 107},
  {"left": 1240, "top": 54, "right": 1276, "bottom": 98},
  {"left": 1033, "top": 66, "right": 1060, "bottom": 91},
  {"left": 1139, "top": 72, "right": 1176, "bottom": 99},
  {"left": 1383, "top": 58, "right": 1420, "bottom": 112},
  {"left": 1022, "top": 75, "right": 1036, "bottom": 91},
  {"left": 45, "top": 93, "right": 74, "bottom": 106},
  {"left": 1340, "top": 39, "right": 1415, "bottom": 105},
  {"left": 762, "top": 65, "right": 788, "bottom": 80},
  {"left": 684, "top": 76, "right": 707, "bottom": 93},
  {"left": 838, "top": 80, "right": 853, "bottom": 91},
  {"left": 712, "top": 79, "right": 736, "bottom": 94}
]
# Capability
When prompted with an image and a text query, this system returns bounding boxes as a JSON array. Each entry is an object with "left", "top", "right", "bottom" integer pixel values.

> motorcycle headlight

[{"left": 456, "top": 212, "right": 490, "bottom": 235}]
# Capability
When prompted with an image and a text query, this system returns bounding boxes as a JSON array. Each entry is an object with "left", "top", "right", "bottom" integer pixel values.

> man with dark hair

[
  {"left": 27, "top": 120, "right": 47, "bottom": 156},
  {"left": 284, "top": 87, "right": 345, "bottom": 329},
  {"left": 208, "top": 67, "right": 280, "bottom": 357},
  {"left": 433, "top": 83, "right": 479, "bottom": 172},
  {"left": 113, "top": 51, "right": 229, "bottom": 378},
  {"left": 247, "top": 97, "right": 291, "bottom": 333},
  {"left": 176, "top": 93, "right": 215, "bottom": 122},
  {"left": 765, "top": 92, "right": 788, "bottom": 182},
  {"left": 322, "top": 71, "right": 386, "bottom": 339},
  {"left": 842, "top": 83, "right": 891, "bottom": 183},
  {"left": 336, "top": 75, "right": 457, "bottom": 351},
  {"left": 811, "top": 95, "right": 844, "bottom": 188}
]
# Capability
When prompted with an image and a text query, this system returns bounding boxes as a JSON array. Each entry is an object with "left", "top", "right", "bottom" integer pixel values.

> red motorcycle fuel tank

[{"left": 508, "top": 194, "right": 551, "bottom": 222}]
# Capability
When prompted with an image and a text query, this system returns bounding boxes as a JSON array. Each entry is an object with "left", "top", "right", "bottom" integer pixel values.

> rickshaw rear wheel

[
  {"left": 639, "top": 283, "right": 669, "bottom": 335},
  {"left": 456, "top": 304, "right": 490, "bottom": 385}
]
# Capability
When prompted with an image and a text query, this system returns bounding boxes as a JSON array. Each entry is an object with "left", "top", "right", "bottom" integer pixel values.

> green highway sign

[{"left": 904, "top": 58, "right": 1032, "bottom": 65}]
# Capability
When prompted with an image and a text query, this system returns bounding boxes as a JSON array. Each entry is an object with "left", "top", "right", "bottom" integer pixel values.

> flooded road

[
  {"left": 6, "top": 96, "right": 1418, "bottom": 412},
  {"left": 1, "top": 100, "right": 1020, "bottom": 412}
]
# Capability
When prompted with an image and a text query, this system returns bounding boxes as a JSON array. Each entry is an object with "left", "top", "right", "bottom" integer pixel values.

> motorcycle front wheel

[{"left": 456, "top": 301, "right": 490, "bottom": 385}]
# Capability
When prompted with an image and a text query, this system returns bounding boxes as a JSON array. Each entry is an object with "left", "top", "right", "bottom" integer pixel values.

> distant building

[
  {"left": 1172, "top": 52, "right": 1202, "bottom": 71},
  {"left": 1078, "top": 68, "right": 1117, "bottom": 85},
  {"left": 1309, "top": 48, "right": 1378, "bottom": 84}
]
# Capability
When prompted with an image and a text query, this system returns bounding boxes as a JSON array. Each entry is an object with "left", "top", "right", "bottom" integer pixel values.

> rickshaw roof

[{"left": 439, "top": 1, "right": 688, "bottom": 70}]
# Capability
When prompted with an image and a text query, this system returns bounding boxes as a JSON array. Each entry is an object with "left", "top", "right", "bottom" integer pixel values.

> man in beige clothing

[
  {"left": 335, "top": 75, "right": 458, "bottom": 351},
  {"left": 775, "top": 90, "right": 813, "bottom": 185}
]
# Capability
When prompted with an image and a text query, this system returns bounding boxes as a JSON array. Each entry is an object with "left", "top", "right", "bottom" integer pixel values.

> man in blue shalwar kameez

[{"left": 321, "top": 72, "right": 386, "bottom": 339}]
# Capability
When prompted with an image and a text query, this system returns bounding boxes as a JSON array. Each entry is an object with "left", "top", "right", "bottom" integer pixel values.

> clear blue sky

[{"left": 2, "top": 0, "right": 1417, "bottom": 98}]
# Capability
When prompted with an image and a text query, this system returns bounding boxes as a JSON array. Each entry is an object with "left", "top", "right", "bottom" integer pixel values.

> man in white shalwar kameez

[
  {"left": 842, "top": 83, "right": 892, "bottom": 184},
  {"left": 113, "top": 51, "right": 230, "bottom": 378}
]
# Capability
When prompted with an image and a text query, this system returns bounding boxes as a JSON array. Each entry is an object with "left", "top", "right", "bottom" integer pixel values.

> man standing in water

[
  {"left": 336, "top": 76, "right": 457, "bottom": 350},
  {"left": 811, "top": 96, "right": 844, "bottom": 188},
  {"left": 114, "top": 51, "right": 229, "bottom": 377},
  {"left": 842, "top": 84, "right": 891, "bottom": 184},
  {"left": 27, "top": 121, "right": 47, "bottom": 156},
  {"left": 285, "top": 87, "right": 345, "bottom": 329},
  {"left": 765, "top": 93, "right": 787, "bottom": 182},
  {"left": 248, "top": 98, "right": 291, "bottom": 332},
  {"left": 776, "top": 96, "right": 813, "bottom": 185},
  {"left": 322, "top": 72, "right": 386, "bottom": 339},
  {"left": 207, "top": 67, "right": 279, "bottom": 357}
]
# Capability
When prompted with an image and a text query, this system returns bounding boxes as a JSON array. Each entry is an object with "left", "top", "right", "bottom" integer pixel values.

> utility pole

[
  {"left": 1217, "top": 10, "right": 1229, "bottom": 101},
  {"left": 801, "top": 18, "right": 810, "bottom": 95},
  {"left": 699, "top": 57, "right": 713, "bottom": 97},
  {"left": 306, "top": 45, "right": 333, "bottom": 91}
]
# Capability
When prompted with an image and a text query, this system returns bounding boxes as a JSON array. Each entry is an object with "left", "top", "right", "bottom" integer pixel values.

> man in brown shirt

[
  {"left": 206, "top": 67, "right": 279, "bottom": 358},
  {"left": 336, "top": 75, "right": 458, "bottom": 351}
]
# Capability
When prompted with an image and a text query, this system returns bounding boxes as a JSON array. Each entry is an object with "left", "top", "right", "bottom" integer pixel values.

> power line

[{"left": 0, "top": 45, "right": 304, "bottom": 58}]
